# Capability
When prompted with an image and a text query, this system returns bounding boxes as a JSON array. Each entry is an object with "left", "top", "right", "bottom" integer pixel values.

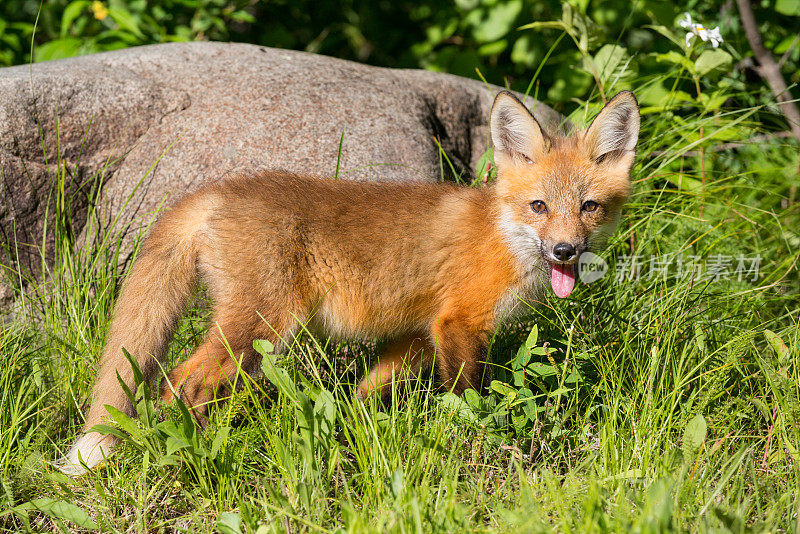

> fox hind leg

[{"left": 161, "top": 311, "right": 296, "bottom": 423}]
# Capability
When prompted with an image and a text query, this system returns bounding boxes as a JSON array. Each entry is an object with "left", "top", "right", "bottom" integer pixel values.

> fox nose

[{"left": 553, "top": 242, "right": 577, "bottom": 262}]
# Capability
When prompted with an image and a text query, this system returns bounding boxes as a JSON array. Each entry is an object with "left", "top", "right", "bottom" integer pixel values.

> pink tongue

[{"left": 551, "top": 264, "right": 576, "bottom": 298}]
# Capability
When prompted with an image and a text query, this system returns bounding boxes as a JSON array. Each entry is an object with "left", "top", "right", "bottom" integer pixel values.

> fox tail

[{"left": 58, "top": 194, "right": 210, "bottom": 475}]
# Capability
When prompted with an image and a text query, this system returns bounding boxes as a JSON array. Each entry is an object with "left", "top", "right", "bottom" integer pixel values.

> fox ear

[
  {"left": 583, "top": 91, "right": 640, "bottom": 167},
  {"left": 490, "top": 91, "right": 548, "bottom": 166}
]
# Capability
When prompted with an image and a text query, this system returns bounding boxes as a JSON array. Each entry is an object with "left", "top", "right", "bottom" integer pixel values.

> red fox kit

[{"left": 59, "top": 90, "right": 639, "bottom": 474}]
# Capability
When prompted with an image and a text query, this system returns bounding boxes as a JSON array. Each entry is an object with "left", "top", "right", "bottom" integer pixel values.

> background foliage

[
  {"left": 1, "top": 0, "right": 798, "bottom": 116},
  {"left": 1, "top": 0, "right": 799, "bottom": 531}
]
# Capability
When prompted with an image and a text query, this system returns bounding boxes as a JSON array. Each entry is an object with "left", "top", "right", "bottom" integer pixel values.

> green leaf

[
  {"left": 510, "top": 34, "right": 540, "bottom": 68},
  {"left": 254, "top": 339, "right": 274, "bottom": 354},
  {"left": 313, "top": 389, "right": 336, "bottom": 437},
  {"left": 587, "top": 44, "right": 634, "bottom": 86},
  {"left": 230, "top": 10, "right": 256, "bottom": 23},
  {"left": 518, "top": 21, "right": 566, "bottom": 31},
  {"left": 694, "top": 49, "right": 732, "bottom": 77},
  {"left": 644, "top": 24, "right": 686, "bottom": 49},
  {"left": 166, "top": 436, "right": 189, "bottom": 456},
  {"left": 472, "top": 0, "right": 522, "bottom": 42},
  {"left": 664, "top": 173, "right": 703, "bottom": 191},
  {"left": 462, "top": 388, "right": 483, "bottom": 411},
  {"left": 61, "top": 1, "right": 90, "bottom": 38},
  {"left": 524, "top": 324, "right": 539, "bottom": 350},
  {"left": 655, "top": 51, "right": 695, "bottom": 72},
  {"left": 15, "top": 498, "right": 98, "bottom": 529},
  {"left": 683, "top": 413, "right": 707, "bottom": 457},
  {"left": 210, "top": 426, "right": 231, "bottom": 460},
  {"left": 528, "top": 362, "right": 558, "bottom": 378},
  {"left": 776, "top": 0, "right": 800, "bottom": 16},
  {"left": 764, "top": 329, "right": 790, "bottom": 361},
  {"left": 256, "top": 340, "right": 298, "bottom": 403},
  {"left": 217, "top": 511, "right": 243, "bottom": 534},
  {"left": 698, "top": 91, "right": 728, "bottom": 111},
  {"left": 104, "top": 405, "right": 140, "bottom": 437},
  {"left": 34, "top": 38, "right": 85, "bottom": 62},
  {"left": 478, "top": 39, "right": 507, "bottom": 56},
  {"left": 107, "top": 7, "right": 146, "bottom": 39},
  {"left": 490, "top": 380, "right": 514, "bottom": 396},
  {"left": 87, "top": 423, "right": 128, "bottom": 441},
  {"left": 560, "top": 3, "right": 603, "bottom": 51},
  {"left": 438, "top": 392, "right": 478, "bottom": 423},
  {"left": 414, "top": 434, "right": 446, "bottom": 453}
]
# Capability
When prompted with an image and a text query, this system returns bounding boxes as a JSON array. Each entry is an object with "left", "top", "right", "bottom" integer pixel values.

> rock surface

[{"left": 0, "top": 42, "right": 565, "bottom": 302}]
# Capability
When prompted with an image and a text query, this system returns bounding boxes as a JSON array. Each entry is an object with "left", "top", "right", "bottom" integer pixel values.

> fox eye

[
  {"left": 582, "top": 200, "right": 599, "bottom": 213},
  {"left": 530, "top": 200, "right": 547, "bottom": 213}
]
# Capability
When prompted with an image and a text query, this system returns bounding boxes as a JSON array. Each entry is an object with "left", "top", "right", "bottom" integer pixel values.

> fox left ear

[{"left": 583, "top": 91, "right": 640, "bottom": 169}]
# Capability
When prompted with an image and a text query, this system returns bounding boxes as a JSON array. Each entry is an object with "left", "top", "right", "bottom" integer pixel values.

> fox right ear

[{"left": 490, "top": 91, "right": 548, "bottom": 166}]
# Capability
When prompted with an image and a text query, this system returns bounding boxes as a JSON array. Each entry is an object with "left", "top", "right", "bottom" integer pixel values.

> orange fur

[{"left": 59, "top": 90, "right": 640, "bottom": 474}]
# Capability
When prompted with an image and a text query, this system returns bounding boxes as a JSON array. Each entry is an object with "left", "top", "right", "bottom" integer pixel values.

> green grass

[{"left": 1, "top": 69, "right": 799, "bottom": 532}]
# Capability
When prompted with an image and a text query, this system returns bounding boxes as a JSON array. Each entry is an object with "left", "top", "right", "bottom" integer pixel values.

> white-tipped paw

[{"left": 53, "top": 432, "right": 116, "bottom": 476}]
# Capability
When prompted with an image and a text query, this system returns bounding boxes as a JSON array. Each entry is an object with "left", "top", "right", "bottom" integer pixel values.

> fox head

[{"left": 490, "top": 90, "right": 640, "bottom": 298}]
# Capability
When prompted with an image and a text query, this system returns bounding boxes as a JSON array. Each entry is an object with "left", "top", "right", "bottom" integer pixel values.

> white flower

[{"left": 679, "top": 13, "right": 723, "bottom": 48}]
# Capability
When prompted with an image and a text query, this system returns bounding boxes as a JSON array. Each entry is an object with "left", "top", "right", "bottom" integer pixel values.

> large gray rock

[{"left": 0, "top": 42, "right": 564, "bottom": 303}]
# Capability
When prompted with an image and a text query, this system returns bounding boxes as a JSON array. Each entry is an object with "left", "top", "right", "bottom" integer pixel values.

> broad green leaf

[
  {"left": 518, "top": 21, "right": 566, "bottom": 31},
  {"left": 314, "top": 389, "right": 336, "bottom": 437},
  {"left": 644, "top": 24, "right": 685, "bottom": 49},
  {"left": 462, "top": 387, "right": 483, "bottom": 411},
  {"left": 490, "top": 380, "right": 514, "bottom": 396},
  {"left": 15, "top": 498, "right": 98, "bottom": 529},
  {"left": 586, "top": 44, "right": 634, "bottom": 86},
  {"left": 695, "top": 49, "right": 732, "bottom": 77},
  {"left": 527, "top": 362, "right": 558, "bottom": 378},
  {"left": 210, "top": 426, "right": 231, "bottom": 459},
  {"left": 776, "top": 0, "right": 800, "bottom": 16},
  {"left": 166, "top": 436, "right": 188, "bottom": 456},
  {"left": 87, "top": 423, "right": 128, "bottom": 441},
  {"left": 104, "top": 405, "right": 140, "bottom": 436},
  {"left": 525, "top": 324, "right": 539, "bottom": 350},
  {"left": 510, "top": 34, "right": 540, "bottom": 68},
  {"left": 256, "top": 340, "right": 298, "bottom": 402},
  {"left": 230, "top": 10, "right": 256, "bottom": 23},
  {"left": 478, "top": 39, "right": 507, "bottom": 56},
  {"left": 254, "top": 339, "right": 274, "bottom": 354},
  {"left": 683, "top": 413, "right": 707, "bottom": 457},
  {"left": 472, "top": 0, "right": 522, "bottom": 43},
  {"left": 34, "top": 38, "right": 84, "bottom": 62},
  {"left": 438, "top": 392, "right": 478, "bottom": 423},
  {"left": 764, "top": 329, "right": 790, "bottom": 361},
  {"left": 664, "top": 173, "right": 703, "bottom": 191},
  {"left": 775, "top": 34, "right": 800, "bottom": 54},
  {"left": 107, "top": 7, "right": 146, "bottom": 39},
  {"left": 561, "top": 3, "right": 603, "bottom": 51},
  {"left": 414, "top": 434, "right": 446, "bottom": 453},
  {"left": 217, "top": 511, "right": 243, "bottom": 534},
  {"left": 655, "top": 51, "right": 695, "bottom": 72},
  {"left": 698, "top": 91, "right": 728, "bottom": 111},
  {"left": 61, "top": 1, "right": 90, "bottom": 38}
]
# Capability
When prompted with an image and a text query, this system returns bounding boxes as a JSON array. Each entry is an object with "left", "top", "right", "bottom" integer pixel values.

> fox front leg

[{"left": 431, "top": 316, "right": 490, "bottom": 395}]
